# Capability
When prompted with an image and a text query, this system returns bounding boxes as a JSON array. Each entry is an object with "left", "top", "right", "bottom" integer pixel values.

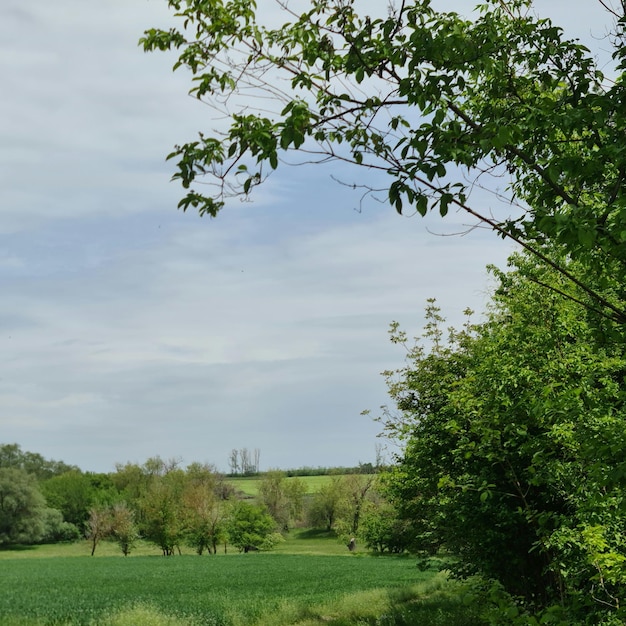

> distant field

[
  {"left": 0, "top": 530, "right": 351, "bottom": 560},
  {"left": 0, "top": 549, "right": 434, "bottom": 625},
  {"left": 227, "top": 474, "right": 338, "bottom": 498}
]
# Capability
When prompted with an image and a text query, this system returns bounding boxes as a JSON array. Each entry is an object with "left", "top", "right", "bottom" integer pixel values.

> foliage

[
  {"left": 339, "top": 473, "right": 376, "bottom": 535},
  {"left": 111, "top": 460, "right": 154, "bottom": 502},
  {"left": 307, "top": 477, "right": 349, "bottom": 531},
  {"left": 181, "top": 463, "right": 226, "bottom": 554},
  {"left": 40, "top": 470, "right": 96, "bottom": 529},
  {"left": 304, "top": 473, "right": 381, "bottom": 541},
  {"left": 382, "top": 253, "right": 626, "bottom": 621},
  {"left": 226, "top": 500, "right": 275, "bottom": 552},
  {"left": 0, "top": 467, "right": 48, "bottom": 545},
  {"left": 228, "top": 447, "right": 261, "bottom": 475},
  {"left": 109, "top": 502, "right": 138, "bottom": 556},
  {"left": 86, "top": 505, "right": 113, "bottom": 557},
  {"left": 139, "top": 466, "right": 187, "bottom": 555},
  {"left": 141, "top": 0, "right": 626, "bottom": 326},
  {"left": 283, "top": 464, "right": 379, "bottom": 477},
  {"left": 39, "top": 508, "right": 81, "bottom": 544},
  {"left": 0, "top": 443, "right": 78, "bottom": 480},
  {"left": 360, "top": 501, "right": 416, "bottom": 555},
  {"left": 258, "top": 531, "right": 285, "bottom": 552},
  {"left": 258, "top": 470, "right": 307, "bottom": 531}
]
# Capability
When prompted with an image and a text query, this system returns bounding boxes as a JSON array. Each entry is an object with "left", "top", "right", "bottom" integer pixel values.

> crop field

[{"left": 0, "top": 551, "right": 453, "bottom": 626}]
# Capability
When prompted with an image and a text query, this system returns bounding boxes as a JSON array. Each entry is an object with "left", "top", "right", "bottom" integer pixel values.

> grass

[
  {"left": 0, "top": 539, "right": 162, "bottom": 559},
  {"left": 227, "top": 475, "right": 337, "bottom": 498},
  {"left": 0, "top": 529, "right": 349, "bottom": 560},
  {"left": 0, "top": 551, "right": 438, "bottom": 625},
  {"left": 0, "top": 531, "right": 489, "bottom": 626},
  {"left": 273, "top": 528, "right": 352, "bottom": 555}
]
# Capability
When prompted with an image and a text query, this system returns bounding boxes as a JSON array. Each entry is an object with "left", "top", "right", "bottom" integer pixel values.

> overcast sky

[{"left": 0, "top": 1, "right": 614, "bottom": 473}]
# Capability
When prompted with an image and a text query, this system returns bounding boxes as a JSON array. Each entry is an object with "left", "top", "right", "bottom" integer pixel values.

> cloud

[
  {"left": 0, "top": 180, "right": 512, "bottom": 471},
  {"left": 0, "top": 0, "right": 604, "bottom": 472}
]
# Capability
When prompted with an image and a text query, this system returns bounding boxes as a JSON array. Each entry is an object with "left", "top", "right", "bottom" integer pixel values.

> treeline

[
  {"left": 225, "top": 444, "right": 381, "bottom": 477},
  {"left": 0, "top": 443, "right": 78, "bottom": 480},
  {"left": 283, "top": 463, "right": 379, "bottom": 477},
  {"left": 0, "top": 444, "right": 409, "bottom": 557},
  {"left": 227, "top": 447, "right": 260, "bottom": 476},
  {"left": 227, "top": 464, "right": 380, "bottom": 478}
]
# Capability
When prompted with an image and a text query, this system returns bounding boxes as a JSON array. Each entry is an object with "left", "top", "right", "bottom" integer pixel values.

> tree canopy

[
  {"left": 141, "top": 0, "right": 626, "bottom": 326},
  {"left": 0, "top": 443, "right": 77, "bottom": 480},
  {"left": 0, "top": 468, "right": 48, "bottom": 546},
  {"left": 381, "top": 253, "right": 626, "bottom": 620}
]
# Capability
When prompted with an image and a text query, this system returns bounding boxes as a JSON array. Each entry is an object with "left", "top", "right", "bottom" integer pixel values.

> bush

[{"left": 40, "top": 508, "right": 80, "bottom": 543}]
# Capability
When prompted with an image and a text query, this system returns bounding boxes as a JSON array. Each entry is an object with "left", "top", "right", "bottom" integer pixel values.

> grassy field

[
  {"left": 0, "top": 551, "right": 452, "bottom": 626},
  {"left": 0, "top": 534, "right": 485, "bottom": 626},
  {"left": 0, "top": 474, "right": 490, "bottom": 625},
  {"left": 227, "top": 475, "right": 336, "bottom": 498},
  {"left": 0, "top": 530, "right": 352, "bottom": 560}
]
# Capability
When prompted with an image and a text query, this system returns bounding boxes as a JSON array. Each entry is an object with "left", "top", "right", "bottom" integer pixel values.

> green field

[
  {"left": 0, "top": 536, "right": 483, "bottom": 626},
  {"left": 0, "top": 552, "right": 436, "bottom": 626},
  {"left": 227, "top": 475, "right": 336, "bottom": 498},
  {"left": 0, "top": 530, "right": 351, "bottom": 560}
]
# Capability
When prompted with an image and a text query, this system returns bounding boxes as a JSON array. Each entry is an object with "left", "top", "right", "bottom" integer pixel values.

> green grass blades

[{"left": 0, "top": 553, "right": 434, "bottom": 626}]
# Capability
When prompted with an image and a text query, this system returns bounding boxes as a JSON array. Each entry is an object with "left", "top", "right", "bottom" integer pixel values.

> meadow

[
  {"left": 227, "top": 475, "right": 333, "bottom": 498},
  {"left": 0, "top": 474, "right": 488, "bottom": 625},
  {"left": 0, "top": 535, "right": 484, "bottom": 626}
]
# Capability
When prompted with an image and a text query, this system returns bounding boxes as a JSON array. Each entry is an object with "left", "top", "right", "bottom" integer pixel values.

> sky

[{"left": 0, "top": 1, "right": 615, "bottom": 473}]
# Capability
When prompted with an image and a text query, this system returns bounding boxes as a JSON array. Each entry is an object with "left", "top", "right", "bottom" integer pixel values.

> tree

[
  {"left": 86, "top": 505, "right": 113, "bottom": 556},
  {"left": 39, "top": 507, "right": 81, "bottom": 544},
  {"left": 228, "top": 449, "right": 239, "bottom": 476},
  {"left": 181, "top": 463, "right": 226, "bottom": 555},
  {"left": 141, "top": 0, "right": 626, "bottom": 326},
  {"left": 258, "top": 470, "right": 307, "bottom": 531},
  {"left": 0, "top": 443, "right": 77, "bottom": 480},
  {"left": 140, "top": 467, "right": 187, "bottom": 555},
  {"left": 234, "top": 448, "right": 259, "bottom": 475},
  {"left": 240, "top": 448, "right": 251, "bottom": 475},
  {"left": 110, "top": 459, "right": 235, "bottom": 555},
  {"left": 0, "top": 468, "right": 48, "bottom": 545},
  {"left": 360, "top": 501, "right": 416, "bottom": 554},
  {"left": 341, "top": 473, "right": 376, "bottom": 536},
  {"left": 40, "top": 470, "right": 95, "bottom": 530},
  {"left": 382, "top": 253, "right": 626, "bottom": 620},
  {"left": 226, "top": 501, "right": 274, "bottom": 552},
  {"left": 110, "top": 502, "right": 138, "bottom": 556},
  {"left": 306, "top": 477, "right": 348, "bottom": 532}
]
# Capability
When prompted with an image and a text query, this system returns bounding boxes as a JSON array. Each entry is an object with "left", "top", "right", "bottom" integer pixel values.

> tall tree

[
  {"left": 360, "top": 500, "right": 416, "bottom": 555},
  {"left": 342, "top": 473, "right": 376, "bottom": 536},
  {"left": 110, "top": 502, "right": 138, "bottom": 557},
  {"left": 40, "top": 470, "right": 95, "bottom": 529},
  {"left": 226, "top": 501, "right": 275, "bottom": 552},
  {"left": 307, "top": 477, "right": 348, "bottom": 532},
  {"left": 0, "top": 468, "right": 48, "bottom": 545},
  {"left": 258, "top": 471, "right": 306, "bottom": 531},
  {"left": 181, "top": 463, "right": 225, "bottom": 555},
  {"left": 228, "top": 449, "right": 239, "bottom": 476},
  {"left": 0, "top": 443, "right": 77, "bottom": 480},
  {"left": 141, "top": 0, "right": 626, "bottom": 325},
  {"left": 86, "top": 505, "right": 112, "bottom": 556},
  {"left": 382, "top": 253, "right": 626, "bottom": 620},
  {"left": 140, "top": 467, "right": 187, "bottom": 555}
]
